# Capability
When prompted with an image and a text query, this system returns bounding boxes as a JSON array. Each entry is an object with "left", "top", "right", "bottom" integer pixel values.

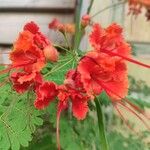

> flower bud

[
  {"left": 81, "top": 14, "right": 90, "bottom": 28},
  {"left": 43, "top": 45, "right": 59, "bottom": 62}
]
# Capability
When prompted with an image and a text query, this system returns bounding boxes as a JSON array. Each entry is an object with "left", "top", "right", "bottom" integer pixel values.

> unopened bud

[{"left": 43, "top": 45, "right": 59, "bottom": 62}]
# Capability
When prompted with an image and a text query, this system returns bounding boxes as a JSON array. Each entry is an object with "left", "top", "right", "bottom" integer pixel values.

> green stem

[
  {"left": 54, "top": 44, "right": 72, "bottom": 54},
  {"left": 63, "top": 32, "right": 71, "bottom": 51},
  {"left": 87, "top": 0, "right": 94, "bottom": 14},
  {"left": 91, "top": 0, "right": 126, "bottom": 19},
  {"left": 44, "top": 58, "right": 73, "bottom": 77},
  {"left": 73, "top": 0, "right": 83, "bottom": 50},
  {"left": 94, "top": 97, "right": 109, "bottom": 150}
]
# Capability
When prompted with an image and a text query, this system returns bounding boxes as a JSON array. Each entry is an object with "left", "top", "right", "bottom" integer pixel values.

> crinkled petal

[
  {"left": 72, "top": 95, "right": 89, "bottom": 120},
  {"left": 24, "top": 21, "right": 39, "bottom": 34}
]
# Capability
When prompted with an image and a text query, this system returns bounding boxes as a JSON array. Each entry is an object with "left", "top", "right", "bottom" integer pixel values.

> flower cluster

[
  {"left": 128, "top": 0, "right": 150, "bottom": 20},
  {"left": 2, "top": 22, "right": 59, "bottom": 109},
  {"left": 55, "top": 22, "right": 150, "bottom": 149},
  {"left": 0, "top": 18, "right": 149, "bottom": 150},
  {"left": 56, "top": 23, "right": 130, "bottom": 120}
]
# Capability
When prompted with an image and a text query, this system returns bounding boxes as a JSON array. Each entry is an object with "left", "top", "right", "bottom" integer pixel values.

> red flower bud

[
  {"left": 81, "top": 14, "right": 90, "bottom": 27},
  {"left": 23, "top": 21, "right": 39, "bottom": 34},
  {"left": 43, "top": 45, "right": 59, "bottom": 62}
]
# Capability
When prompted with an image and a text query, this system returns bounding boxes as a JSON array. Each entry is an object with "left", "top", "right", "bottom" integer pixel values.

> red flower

[
  {"left": 10, "top": 21, "right": 57, "bottom": 69},
  {"left": 24, "top": 22, "right": 59, "bottom": 63},
  {"left": 0, "top": 21, "right": 59, "bottom": 86},
  {"left": 56, "top": 78, "right": 89, "bottom": 150},
  {"left": 78, "top": 51, "right": 150, "bottom": 130},
  {"left": 24, "top": 21, "right": 39, "bottom": 34},
  {"left": 89, "top": 23, "right": 131, "bottom": 56},
  {"left": 9, "top": 44, "right": 45, "bottom": 95},
  {"left": 0, "top": 22, "right": 46, "bottom": 75},
  {"left": 58, "top": 86, "right": 89, "bottom": 120},
  {"left": 14, "top": 22, "right": 49, "bottom": 51},
  {"left": 65, "top": 70, "right": 90, "bottom": 119},
  {"left": 24, "top": 21, "right": 50, "bottom": 49},
  {"left": 64, "top": 69, "right": 85, "bottom": 92},
  {"left": 78, "top": 51, "right": 128, "bottom": 100},
  {"left": 10, "top": 45, "right": 45, "bottom": 74},
  {"left": 57, "top": 69, "right": 89, "bottom": 120},
  {"left": 57, "top": 85, "right": 69, "bottom": 110},
  {"left": 11, "top": 22, "right": 59, "bottom": 68},
  {"left": 13, "top": 30, "right": 34, "bottom": 51},
  {"left": 34, "top": 82, "right": 58, "bottom": 109},
  {"left": 89, "top": 23, "right": 150, "bottom": 68},
  {"left": 71, "top": 92, "right": 89, "bottom": 120},
  {"left": 11, "top": 72, "right": 43, "bottom": 93},
  {"left": 11, "top": 72, "right": 32, "bottom": 93}
]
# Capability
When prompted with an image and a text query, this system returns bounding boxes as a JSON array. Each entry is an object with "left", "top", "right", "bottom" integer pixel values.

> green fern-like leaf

[
  {"left": 43, "top": 53, "right": 77, "bottom": 84},
  {"left": 0, "top": 85, "right": 43, "bottom": 150}
]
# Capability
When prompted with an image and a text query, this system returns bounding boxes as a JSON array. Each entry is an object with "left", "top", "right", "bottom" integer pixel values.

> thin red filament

[{"left": 104, "top": 50, "right": 150, "bottom": 69}]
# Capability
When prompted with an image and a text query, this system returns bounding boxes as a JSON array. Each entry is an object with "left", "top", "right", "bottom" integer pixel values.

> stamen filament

[
  {"left": 56, "top": 105, "right": 62, "bottom": 150},
  {"left": 105, "top": 50, "right": 150, "bottom": 69}
]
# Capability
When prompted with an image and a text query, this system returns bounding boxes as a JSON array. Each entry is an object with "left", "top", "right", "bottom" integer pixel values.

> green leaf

[
  {"left": 108, "top": 131, "right": 148, "bottom": 150},
  {"left": 25, "top": 134, "right": 56, "bottom": 150},
  {"left": 44, "top": 54, "right": 76, "bottom": 84},
  {"left": 0, "top": 89, "right": 43, "bottom": 150},
  {"left": 0, "top": 84, "right": 11, "bottom": 105},
  {"left": 0, "top": 122, "right": 11, "bottom": 150},
  {"left": 99, "top": 92, "right": 111, "bottom": 106}
]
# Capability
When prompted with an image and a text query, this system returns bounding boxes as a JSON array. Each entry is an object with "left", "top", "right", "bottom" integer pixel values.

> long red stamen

[
  {"left": 56, "top": 104, "right": 63, "bottom": 150},
  {"left": 87, "top": 58, "right": 149, "bottom": 123},
  {"left": 124, "top": 98, "right": 150, "bottom": 120},
  {"left": 0, "top": 61, "right": 36, "bottom": 75},
  {"left": 118, "top": 101, "right": 150, "bottom": 130},
  {"left": 96, "top": 81, "right": 150, "bottom": 129},
  {"left": 104, "top": 50, "right": 150, "bottom": 69},
  {"left": 113, "top": 103, "right": 137, "bottom": 133}
]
